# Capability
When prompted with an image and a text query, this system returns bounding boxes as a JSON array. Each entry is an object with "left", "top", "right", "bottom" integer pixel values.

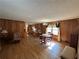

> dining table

[{"left": 40, "top": 34, "right": 52, "bottom": 44}]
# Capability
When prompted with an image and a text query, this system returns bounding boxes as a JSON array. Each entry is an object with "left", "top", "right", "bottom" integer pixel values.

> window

[
  {"left": 46, "top": 27, "right": 52, "bottom": 33},
  {"left": 52, "top": 27, "right": 59, "bottom": 35},
  {"left": 46, "top": 24, "right": 53, "bottom": 33},
  {"left": 46, "top": 24, "right": 59, "bottom": 35}
]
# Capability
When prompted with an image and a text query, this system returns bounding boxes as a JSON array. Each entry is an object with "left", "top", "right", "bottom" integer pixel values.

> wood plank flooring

[{"left": 0, "top": 37, "right": 65, "bottom": 59}]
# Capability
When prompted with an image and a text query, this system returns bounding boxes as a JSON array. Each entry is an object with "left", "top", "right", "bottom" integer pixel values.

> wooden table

[{"left": 40, "top": 34, "right": 52, "bottom": 44}]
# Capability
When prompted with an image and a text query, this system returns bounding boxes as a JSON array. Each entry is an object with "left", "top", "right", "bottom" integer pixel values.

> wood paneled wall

[
  {"left": 60, "top": 19, "right": 78, "bottom": 42},
  {"left": 0, "top": 19, "right": 26, "bottom": 39},
  {"left": 77, "top": 19, "right": 79, "bottom": 59},
  {"left": 77, "top": 19, "right": 79, "bottom": 30}
]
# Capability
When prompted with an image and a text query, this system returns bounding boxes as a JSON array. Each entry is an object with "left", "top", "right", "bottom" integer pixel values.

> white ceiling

[{"left": 0, "top": 0, "right": 79, "bottom": 24}]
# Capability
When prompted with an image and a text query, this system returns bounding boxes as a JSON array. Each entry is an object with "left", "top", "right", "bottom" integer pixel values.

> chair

[{"left": 12, "top": 32, "right": 21, "bottom": 43}]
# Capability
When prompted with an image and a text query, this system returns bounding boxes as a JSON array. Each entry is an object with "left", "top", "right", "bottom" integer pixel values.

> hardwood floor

[{"left": 0, "top": 37, "right": 66, "bottom": 59}]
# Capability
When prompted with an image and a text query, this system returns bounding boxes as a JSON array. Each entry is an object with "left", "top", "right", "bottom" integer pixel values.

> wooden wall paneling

[
  {"left": 0, "top": 19, "right": 26, "bottom": 40},
  {"left": 20, "top": 22, "right": 25, "bottom": 39},
  {"left": 5, "top": 20, "right": 11, "bottom": 32},
  {"left": 60, "top": 21, "right": 70, "bottom": 41},
  {"left": 77, "top": 35, "right": 79, "bottom": 59},
  {"left": 11, "top": 21, "right": 16, "bottom": 33},
  {"left": 60, "top": 19, "right": 78, "bottom": 42},
  {"left": 77, "top": 19, "right": 79, "bottom": 31},
  {"left": 0, "top": 20, "right": 3, "bottom": 31},
  {"left": 7, "top": 21, "right": 11, "bottom": 33}
]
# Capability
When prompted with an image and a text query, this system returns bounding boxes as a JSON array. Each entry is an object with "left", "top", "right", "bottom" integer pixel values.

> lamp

[
  {"left": 1, "top": 20, "right": 8, "bottom": 34},
  {"left": 1, "top": 29, "right": 8, "bottom": 34}
]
